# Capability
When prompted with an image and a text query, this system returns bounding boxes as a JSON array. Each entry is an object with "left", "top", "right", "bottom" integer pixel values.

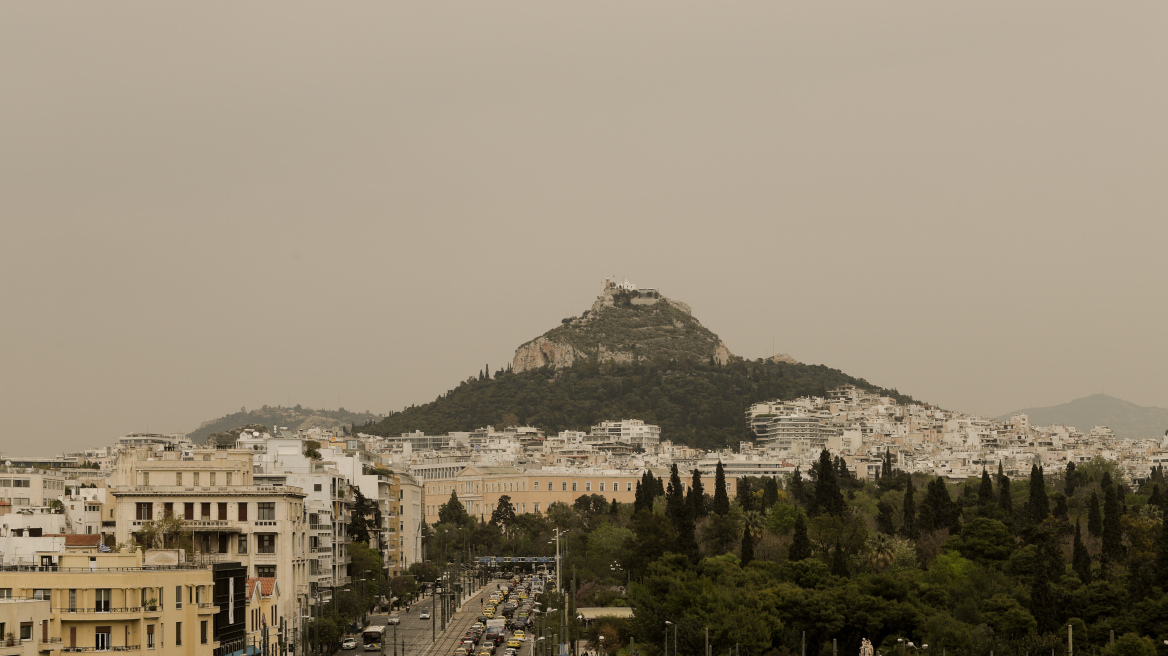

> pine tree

[
  {"left": 789, "top": 512, "right": 812, "bottom": 561},
  {"left": 998, "top": 463, "right": 1013, "bottom": 520},
  {"left": 687, "top": 469, "right": 707, "bottom": 519},
  {"left": 1053, "top": 494, "right": 1068, "bottom": 521},
  {"left": 902, "top": 480, "right": 918, "bottom": 539},
  {"left": 978, "top": 467, "right": 994, "bottom": 506},
  {"left": 740, "top": 525, "right": 754, "bottom": 566},
  {"left": 1102, "top": 483, "right": 1124, "bottom": 561},
  {"left": 1087, "top": 491, "right": 1103, "bottom": 537},
  {"left": 762, "top": 477, "right": 780, "bottom": 510},
  {"left": 1029, "top": 464, "right": 1050, "bottom": 523},
  {"left": 713, "top": 462, "right": 730, "bottom": 515},
  {"left": 1073, "top": 520, "right": 1092, "bottom": 584},
  {"left": 812, "top": 449, "right": 846, "bottom": 516},
  {"left": 610, "top": 498, "right": 620, "bottom": 515}
]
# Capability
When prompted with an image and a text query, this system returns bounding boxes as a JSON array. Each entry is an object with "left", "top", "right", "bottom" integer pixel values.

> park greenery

[
  {"left": 361, "top": 358, "right": 911, "bottom": 451},
  {"left": 423, "top": 454, "right": 1168, "bottom": 656}
]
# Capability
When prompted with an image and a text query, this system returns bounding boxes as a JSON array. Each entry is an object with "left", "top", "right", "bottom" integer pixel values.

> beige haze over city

[{"left": 2, "top": 2, "right": 1167, "bottom": 453}]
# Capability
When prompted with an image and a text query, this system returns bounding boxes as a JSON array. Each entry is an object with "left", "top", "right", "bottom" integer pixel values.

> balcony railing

[
  {"left": 57, "top": 607, "right": 141, "bottom": 614},
  {"left": 62, "top": 646, "right": 140, "bottom": 652}
]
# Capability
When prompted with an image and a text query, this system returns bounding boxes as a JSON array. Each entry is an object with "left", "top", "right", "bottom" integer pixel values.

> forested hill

[
  {"left": 188, "top": 405, "right": 381, "bottom": 444},
  {"left": 359, "top": 358, "right": 915, "bottom": 451}
]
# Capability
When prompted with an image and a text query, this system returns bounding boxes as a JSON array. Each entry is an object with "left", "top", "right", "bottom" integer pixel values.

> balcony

[
  {"left": 197, "top": 602, "right": 219, "bottom": 615},
  {"left": 56, "top": 607, "right": 146, "bottom": 621},
  {"left": 61, "top": 646, "right": 140, "bottom": 652}
]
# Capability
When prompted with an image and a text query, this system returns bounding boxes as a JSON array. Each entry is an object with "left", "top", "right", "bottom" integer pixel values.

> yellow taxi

[
  {"left": 507, "top": 639, "right": 521, "bottom": 649},
  {"left": 513, "top": 631, "right": 526, "bottom": 642}
]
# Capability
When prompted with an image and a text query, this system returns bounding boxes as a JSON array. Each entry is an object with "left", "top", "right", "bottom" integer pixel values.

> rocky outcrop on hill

[{"left": 512, "top": 286, "right": 734, "bottom": 372}]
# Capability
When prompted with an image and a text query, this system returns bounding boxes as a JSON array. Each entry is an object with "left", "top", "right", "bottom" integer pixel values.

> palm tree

[{"left": 866, "top": 533, "right": 897, "bottom": 572}]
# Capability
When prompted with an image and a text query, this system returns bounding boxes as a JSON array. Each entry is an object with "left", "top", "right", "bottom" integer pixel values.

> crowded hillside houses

[{"left": 1, "top": 385, "right": 1166, "bottom": 653}]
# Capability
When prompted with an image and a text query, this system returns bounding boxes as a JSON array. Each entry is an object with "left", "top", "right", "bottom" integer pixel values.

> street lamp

[{"left": 665, "top": 621, "right": 675, "bottom": 656}]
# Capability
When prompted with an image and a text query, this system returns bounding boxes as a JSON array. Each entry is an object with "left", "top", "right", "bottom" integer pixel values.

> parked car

[{"left": 342, "top": 638, "right": 359, "bottom": 650}]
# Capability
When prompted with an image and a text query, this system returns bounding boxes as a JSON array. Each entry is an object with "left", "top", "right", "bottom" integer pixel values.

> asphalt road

[{"left": 334, "top": 581, "right": 498, "bottom": 656}]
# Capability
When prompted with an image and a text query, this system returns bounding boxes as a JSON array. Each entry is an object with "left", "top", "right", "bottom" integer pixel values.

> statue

[{"left": 860, "top": 639, "right": 875, "bottom": 656}]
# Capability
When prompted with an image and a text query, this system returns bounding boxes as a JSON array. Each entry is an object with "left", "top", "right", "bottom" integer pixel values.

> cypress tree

[
  {"left": 610, "top": 498, "right": 619, "bottom": 515},
  {"left": 687, "top": 469, "right": 707, "bottom": 519},
  {"left": 633, "top": 480, "right": 647, "bottom": 514},
  {"left": 998, "top": 463, "right": 1013, "bottom": 520},
  {"left": 1030, "top": 557, "right": 1058, "bottom": 633},
  {"left": 736, "top": 477, "right": 755, "bottom": 512},
  {"left": 1155, "top": 511, "right": 1168, "bottom": 587},
  {"left": 665, "top": 464, "right": 686, "bottom": 526},
  {"left": 1065, "top": 461, "right": 1079, "bottom": 496},
  {"left": 712, "top": 461, "right": 730, "bottom": 515},
  {"left": 1029, "top": 464, "right": 1050, "bottom": 523},
  {"left": 1102, "top": 483, "right": 1124, "bottom": 560},
  {"left": 830, "top": 541, "right": 849, "bottom": 577},
  {"left": 881, "top": 448, "right": 894, "bottom": 479},
  {"left": 740, "top": 525, "right": 754, "bottom": 566},
  {"left": 1087, "top": 491, "right": 1103, "bottom": 537},
  {"left": 789, "top": 512, "right": 812, "bottom": 561},
  {"left": 762, "top": 477, "right": 780, "bottom": 510},
  {"left": 876, "top": 501, "right": 896, "bottom": 535},
  {"left": 788, "top": 467, "right": 806, "bottom": 507},
  {"left": 1073, "top": 520, "right": 1092, "bottom": 583},
  {"left": 902, "top": 480, "right": 918, "bottom": 539},
  {"left": 978, "top": 467, "right": 994, "bottom": 506},
  {"left": 812, "top": 449, "right": 846, "bottom": 516},
  {"left": 1150, "top": 484, "right": 1163, "bottom": 509},
  {"left": 1053, "top": 494, "right": 1068, "bottom": 521}
]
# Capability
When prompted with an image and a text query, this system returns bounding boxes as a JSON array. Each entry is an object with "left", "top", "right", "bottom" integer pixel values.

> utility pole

[{"left": 705, "top": 627, "right": 709, "bottom": 656}]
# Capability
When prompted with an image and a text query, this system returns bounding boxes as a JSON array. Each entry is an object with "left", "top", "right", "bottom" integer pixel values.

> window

[
  {"left": 201, "top": 502, "right": 211, "bottom": 518},
  {"left": 534, "top": 481, "right": 539, "bottom": 491},
  {"left": 136, "top": 502, "right": 153, "bottom": 520},
  {"left": 218, "top": 503, "right": 227, "bottom": 520},
  {"left": 238, "top": 535, "right": 248, "bottom": 554},
  {"left": 533, "top": 503, "right": 540, "bottom": 513},
  {"left": 175, "top": 622, "right": 182, "bottom": 646},
  {"left": 238, "top": 503, "right": 248, "bottom": 521},
  {"left": 627, "top": 482, "right": 633, "bottom": 492},
  {"left": 586, "top": 482, "right": 592, "bottom": 491},
  {"left": 314, "top": 484, "right": 322, "bottom": 491},
  {"left": 184, "top": 503, "right": 194, "bottom": 520},
  {"left": 599, "top": 482, "right": 605, "bottom": 491},
  {"left": 255, "top": 565, "right": 276, "bottom": 578},
  {"left": 71, "top": 589, "right": 78, "bottom": 610},
  {"left": 163, "top": 502, "right": 173, "bottom": 518},
  {"left": 176, "top": 472, "right": 182, "bottom": 486},
  {"left": 147, "top": 625, "right": 155, "bottom": 649},
  {"left": 201, "top": 620, "right": 208, "bottom": 644},
  {"left": 561, "top": 482, "right": 567, "bottom": 491},
  {"left": 258, "top": 534, "right": 276, "bottom": 554},
  {"left": 548, "top": 481, "right": 552, "bottom": 491},
  {"left": 142, "top": 472, "right": 149, "bottom": 486},
  {"left": 14, "top": 479, "right": 30, "bottom": 488},
  {"left": 20, "top": 622, "right": 32, "bottom": 641},
  {"left": 193, "top": 472, "right": 200, "bottom": 486},
  {"left": 572, "top": 482, "right": 577, "bottom": 492},
  {"left": 175, "top": 586, "right": 182, "bottom": 609},
  {"left": 258, "top": 502, "right": 275, "bottom": 520},
  {"left": 33, "top": 589, "right": 50, "bottom": 600},
  {"left": 95, "top": 589, "right": 110, "bottom": 612}
]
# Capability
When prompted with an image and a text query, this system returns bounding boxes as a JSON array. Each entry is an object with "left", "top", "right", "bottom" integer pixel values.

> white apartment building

[
  {"left": 0, "top": 470, "right": 67, "bottom": 509},
  {"left": 589, "top": 420, "right": 662, "bottom": 446}
]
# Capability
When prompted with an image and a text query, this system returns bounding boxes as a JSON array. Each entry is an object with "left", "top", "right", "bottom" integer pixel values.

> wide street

[{"left": 334, "top": 580, "right": 498, "bottom": 656}]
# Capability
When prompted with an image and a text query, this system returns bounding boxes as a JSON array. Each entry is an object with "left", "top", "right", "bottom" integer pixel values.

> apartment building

[
  {"left": 0, "top": 470, "right": 66, "bottom": 509},
  {"left": 108, "top": 448, "right": 308, "bottom": 639},
  {"left": 0, "top": 550, "right": 218, "bottom": 655}
]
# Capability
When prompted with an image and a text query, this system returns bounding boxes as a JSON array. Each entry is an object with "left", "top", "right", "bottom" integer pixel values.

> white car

[
  {"left": 388, "top": 615, "right": 401, "bottom": 625},
  {"left": 420, "top": 611, "right": 431, "bottom": 620},
  {"left": 342, "top": 638, "right": 359, "bottom": 650}
]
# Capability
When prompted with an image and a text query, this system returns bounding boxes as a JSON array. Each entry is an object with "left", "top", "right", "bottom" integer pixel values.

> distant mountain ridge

[
  {"left": 188, "top": 405, "right": 381, "bottom": 443},
  {"left": 997, "top": 394, "right": 1168, "bottom": 439}
]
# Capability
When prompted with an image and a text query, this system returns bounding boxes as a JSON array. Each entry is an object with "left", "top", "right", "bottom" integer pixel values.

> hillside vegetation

[
  {"left": 360, "top": 358, "right": 913, "bottom": 450},
  {"left": 188, "top": 405, "right": 381, "bottom": 444}
]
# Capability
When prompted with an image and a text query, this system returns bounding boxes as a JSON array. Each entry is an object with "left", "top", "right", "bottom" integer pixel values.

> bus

[{"left": 362, "top": 625, "right": 387, "bottom": 652}]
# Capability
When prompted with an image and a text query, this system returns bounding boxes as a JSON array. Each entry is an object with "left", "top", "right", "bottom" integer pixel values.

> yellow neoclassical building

[{"left": 0, "top": 550, "right": 220, "bottom": 655}]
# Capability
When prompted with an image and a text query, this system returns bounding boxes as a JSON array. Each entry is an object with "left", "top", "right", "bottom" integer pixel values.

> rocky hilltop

[{"left": 512, "top": 280, "right": 741, "bottom": 372}]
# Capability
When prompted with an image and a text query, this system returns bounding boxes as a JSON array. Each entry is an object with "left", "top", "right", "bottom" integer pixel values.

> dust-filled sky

[{"left": 3, "top": 2, "right": 1167, "bottom": 454}]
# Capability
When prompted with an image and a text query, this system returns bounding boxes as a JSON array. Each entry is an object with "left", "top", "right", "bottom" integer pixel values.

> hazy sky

[{"left": 3, "top": 2, "right": 1167, "bottom": 454}]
